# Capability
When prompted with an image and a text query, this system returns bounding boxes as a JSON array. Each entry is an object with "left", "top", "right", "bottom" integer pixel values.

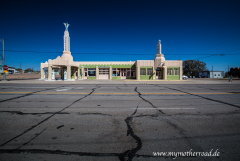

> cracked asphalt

[{"left": 0, "top": 83, "right": 240, "bottom": 161}]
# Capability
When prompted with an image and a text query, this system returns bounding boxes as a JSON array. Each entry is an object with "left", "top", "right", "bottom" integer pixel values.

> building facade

[
  {"left": 199, "top": 71, "right": 224, "bottom": 78},
  {"left": 40, "top": 24, "right": 182, "bottom": 80}
]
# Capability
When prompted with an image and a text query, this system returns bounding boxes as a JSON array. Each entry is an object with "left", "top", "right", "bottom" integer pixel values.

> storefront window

[
  {"left": 140, "top": 68, "right": 146, "bottom": 75},
  {"left": 147, "top": 68, "right": 153, "bottom": 75},
  {"left": 167, "top": 69, "right": 172, "bottom": 75},
  {"left": 117, "top": 70, "right": 120, "bottom": 76},
  {"left": 112, "top": 68, "right": 120, "bottom": 76},
  {"left": 174, "top": 68, "right": 179, "bottom": 75},
  {"left": 131, "top": 68, "right": 136, "bottom": 77},
  {"left": 88, "top": 68, "right": 96, "bottom": 76}
]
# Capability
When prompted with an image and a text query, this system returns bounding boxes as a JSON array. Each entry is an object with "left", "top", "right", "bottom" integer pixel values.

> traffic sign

[
  {"left": 4, "top": 70, "right": 8, "bottom": 73},
  {"left": 3, "top": 65, "right": 8, "bottom": 70}
]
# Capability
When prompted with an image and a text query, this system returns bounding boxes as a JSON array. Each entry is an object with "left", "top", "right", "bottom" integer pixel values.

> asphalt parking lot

[{"left": 0, "top": 83, "right": 240, "bottom": 161}]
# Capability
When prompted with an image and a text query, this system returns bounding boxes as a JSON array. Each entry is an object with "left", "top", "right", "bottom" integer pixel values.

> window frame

[
  {"left": 167, "top": 68, "right": 172, "bottom": 75},
  {"left": 140, "top": 68, "right": 146, "bottom": 75},
  {"left": 86, "top": 68, "right": 96, "bottom": 77},
  {"left": 174, "top": 68, "right": 179, "bottom": 75},
  {"left": 147, "top": 68, "right": 153, "bottom": 75}
]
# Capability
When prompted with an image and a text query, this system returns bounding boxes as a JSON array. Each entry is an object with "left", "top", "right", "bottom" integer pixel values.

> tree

[
  {"left": 183, "top": 60, "right": 208, "bottom": 77},
  {"left": 24, "top": 68, "right": 34, "bottom": 73},
  {"left": 228, "top": 67, "right": 240, "bottom": 78},
  {"left": 15, "top": 68, "right": 22, "bottom": 72}
]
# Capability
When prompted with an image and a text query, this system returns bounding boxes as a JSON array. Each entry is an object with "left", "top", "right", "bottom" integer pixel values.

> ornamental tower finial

[{"left": 63, "top": 23, "right": 70, "bottom": 31}]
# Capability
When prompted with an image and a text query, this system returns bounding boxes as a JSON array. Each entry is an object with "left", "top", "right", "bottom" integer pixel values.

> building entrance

[
  {"left": 120, "top": 68, "right": 126, "bottom": 79},
  {"left": 156, "top": 71, "right": 161, "bottom": 79},
  {"left": 156, "top": 67, "right": 162, "bottom": 79},
  {"left": 99, "top": 68, "right": 109, "bottom": 79}
]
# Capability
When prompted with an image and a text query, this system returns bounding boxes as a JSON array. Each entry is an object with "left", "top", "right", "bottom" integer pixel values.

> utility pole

[
  {"left": 228, "top": 65, "right": 229, "bottom": 77},
  {"left": 0, "top": 39, "right": 6, "bottom": 80},
  {"left": 212, "top": 65, "right": 213, "bottom": 78}
]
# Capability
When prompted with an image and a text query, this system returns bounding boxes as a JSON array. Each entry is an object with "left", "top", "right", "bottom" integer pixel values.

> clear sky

[{"left": 0, "top": 0, "right": 240, "bottom": 72}]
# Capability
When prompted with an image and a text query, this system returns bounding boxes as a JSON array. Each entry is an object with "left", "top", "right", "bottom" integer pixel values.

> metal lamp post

[{"left": 0, "top": 39, "right": 6, "bottom": 80}]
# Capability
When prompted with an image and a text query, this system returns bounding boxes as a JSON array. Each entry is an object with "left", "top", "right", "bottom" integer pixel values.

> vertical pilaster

[
  {"left": 41, "top": 68, "right": 44, "bottom": 79},
  {"left": 153, "top": 67, "right": 156, "bottom": 80},
  {"left": 109, "top": 66, "right": 112, "bottom": 80},
  {"left": 78, "top": 67, "right": 80, "bottom": 79},
  {"left": 136, "top": 66, "right": 140, "bottom": 80},
  {"left": 48, "top": 66, "right": 52, "bottom": 80},
  {"left": 61, "top": 67, "right": 64, "bottom": 80},
  {"left": 75, "top": 68, "right": 77, "bottom": 79},
  {"left": 96, "top": 66, "right": 99, "bottom": 79},
  {"left": 67, "top": 65, "right": 71, "bottom": 80},
  {"left": 81, "top": 66, "right": 84, "bottom": 79},
  {"left": 180, "top": 66, "right": 182, "bottom": 80},
  {"left": 164, "top": 66, "right": 167, "bottom": 80}
]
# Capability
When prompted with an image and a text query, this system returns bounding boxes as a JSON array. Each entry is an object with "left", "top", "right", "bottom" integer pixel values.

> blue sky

[{"left": 0, "top": 0, "right": 240, "bottom": 72}]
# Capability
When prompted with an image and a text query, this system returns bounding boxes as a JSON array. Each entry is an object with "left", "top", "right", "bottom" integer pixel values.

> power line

[
  {"left": 5, "top": 38, "right": 240, "bottom": 52},
  {"left": 5, "top": 39, "right": 63, "bottom": 47},
  {"left": 1, "top": 50, "right": 240, "bottom": 55}
]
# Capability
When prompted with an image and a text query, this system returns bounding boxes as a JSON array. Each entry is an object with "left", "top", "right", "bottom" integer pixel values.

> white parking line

[
  {"left": 0, "top": 86, "right": 56, "bottom": 88},
  {"left": 134, "top": 108, "right": 195, "bottom": 109}
]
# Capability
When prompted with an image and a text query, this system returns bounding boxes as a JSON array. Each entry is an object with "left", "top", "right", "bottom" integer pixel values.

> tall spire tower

[
  {"left": 154, "top": 40, "right": 165, "bottom": 69},
  {"left": 61, "top": 23, "right": 73, "bottom": 61},
  {"left": 157, "top": 40, "right": 161, "bottom": 54}
]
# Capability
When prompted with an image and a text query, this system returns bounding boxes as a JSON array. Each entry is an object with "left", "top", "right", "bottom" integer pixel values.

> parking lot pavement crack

[
  {"left": 119, "top": 100, "right": 142, "bottom": 161},
  {"left": 0, "top": 87, "right": 63, "bottom": 103},
  {"left": 164, "top": 86, "right": 240, "bottom": 109},
  {"left": 117, "top": 87, "right": 167, "bottom": 160},
  {"left": 134, "top": 87, "right": 165, "bottom": 114},
  {"left": 0, "top": 86, "right": 99, "bottom": 148},
  {"left": 77, "top": 112, "right": 112, "bottom": 116},
  {"left": 0, "top": 111, "right": 69, "bottom": 115},
  {"left": 116, "top": 87, "right": 121, "bottom": 90},
  {"left": 162, "top": 117, "right": 209, "bottom": 161},
  {"left": 16, "top": 128, "right": 47, "bottom": 149}
]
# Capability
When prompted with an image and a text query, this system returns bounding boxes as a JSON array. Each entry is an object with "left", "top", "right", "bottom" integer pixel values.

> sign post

[
  {"left": 0, "top": 39, "right": 6, "bottom": 80},
  {"left": 0, "top": 60, "right": 2, "bottom": 73},
  {"left": 3, "top": 65, "right": 8, "bottom": 74}
]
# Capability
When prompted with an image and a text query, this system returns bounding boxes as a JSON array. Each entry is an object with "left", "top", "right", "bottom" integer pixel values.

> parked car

[{"left": 182, "top": 75, "right": 188, "bottom": 80}]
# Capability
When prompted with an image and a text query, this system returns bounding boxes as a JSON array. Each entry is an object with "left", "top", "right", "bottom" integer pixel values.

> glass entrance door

[
  {"left": 156, "top": 71, "right": 161, "bottom": 79},
  {"left": 120, "top": 68, "right": 126, "bottom": 79}
]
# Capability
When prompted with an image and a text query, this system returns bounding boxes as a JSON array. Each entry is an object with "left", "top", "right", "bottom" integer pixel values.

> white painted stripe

[
  {"left": 56, "top": 89, "right": 69, "bottom": 91},
  {"left": 134, "top": 108, "right": 195, "bottom": 109},
  {"left": 0, "top": 86, "right": 56, "bottom": 88}
]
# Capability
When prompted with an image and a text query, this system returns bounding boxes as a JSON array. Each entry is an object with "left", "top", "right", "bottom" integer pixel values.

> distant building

[
  {"left": 198, "top": 71, "right": 224, "bottom": 78},
  {"left": 198, "top": 71, "right": 210, "bottom": 78},
  {"left": 8, "top": 67, "right": 16, "bottom": 74},
  {"left": 210, "top": 71, "right": 224, "bottom": 78},
  {"left": 40, "top": 23, "right": 183, "bottom": 81}
]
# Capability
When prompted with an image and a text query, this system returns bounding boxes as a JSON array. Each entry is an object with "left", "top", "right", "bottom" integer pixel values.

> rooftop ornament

[{"left": 64, "top": 23, "right": 70, "bottom": 31}]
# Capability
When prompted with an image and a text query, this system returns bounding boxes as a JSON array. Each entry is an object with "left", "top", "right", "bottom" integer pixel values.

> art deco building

[{"left": 40, "top": 24, "right": 182, "bottom": 80}]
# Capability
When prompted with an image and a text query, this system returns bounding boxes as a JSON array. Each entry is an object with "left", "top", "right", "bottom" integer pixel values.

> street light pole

[
  {"left": 0, "top": 39, "right": 6, "bottom": 80},
  {"left": 3, "top": 39, "right": 6, "bottom": 80}
]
